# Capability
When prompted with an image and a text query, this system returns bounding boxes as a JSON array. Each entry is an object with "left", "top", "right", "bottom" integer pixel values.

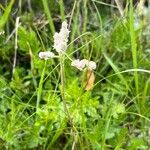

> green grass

[{"left": 0, "top": 0, "right": 150, "bottom": 149}]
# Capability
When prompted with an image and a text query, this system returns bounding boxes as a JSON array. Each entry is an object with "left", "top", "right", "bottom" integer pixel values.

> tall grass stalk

[
  {"left": 101, "top": 112, "right": 111, "bottom": 150},
  {"left": 28, "top": 44, "right": 37, "bottom": 89},
  {"left": 129, "top": 0, "right": 139, "bottom": 107},
  {"left": 12, "top": 17, "right": 20, "bottom": 79},
  {"left": 0, "top": 0, "right": 14, "bottom": 32},
  {"left": 101, "top": 93, "right": 114, "bottom": 150},
  {"left": 59, "top": 0, "right": 65, "bottom": 21},
  {"left": 115, "top": 0, "right": 124, "bottom": 17},
  {"left": 83, "top": 0, "right": 87, "bottom": 33},
  {"left": 36, "top": 60, "right": 47, "bottom": 111},
  {"left": 69, "top": 0, "right": 79, "bottom": 52},
  {"left": 92, "top": 0, "right": 102, "bottom": 31},
  {"left": 41, "top": 0, "right": 55, "bottom": 34},
  {"left": 68, "top": 0, "right": 77, "bottom": 29}
]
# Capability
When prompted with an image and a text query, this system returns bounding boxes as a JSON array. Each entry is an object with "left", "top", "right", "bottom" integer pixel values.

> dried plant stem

[
  {"left": 68, "top": 0, "right": 77, "bottom": 29},
  {"left": 115, "top": 0, "right": 124, "bottom": 17},
  {"left": 12, "top": 17, "right": 20, "bottom": 79}
]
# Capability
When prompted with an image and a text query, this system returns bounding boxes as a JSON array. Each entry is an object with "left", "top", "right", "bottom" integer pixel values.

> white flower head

[
  {"left": 71, "top": 59, "right": 96, "bottom": 71},
  {"left": 71, "top": 59, "right": 87, "bottom": 70},
  {"left": 53, "top": 21, "right": 70, "bottom": 54},
  {"left": 62, "top": 21, "right": 68, "bottom": 28},
  {"left": 39, "top": 51, "right": 55, "bottom": 60},
  {"left": 86, "top": 61, "right": 96, "bottom": 70},
  {"left": 71, "top": 59, "right": 80, "bottom": 67},
  {"left": 60, "top": 21, "right": 70, "bottom": 40}
]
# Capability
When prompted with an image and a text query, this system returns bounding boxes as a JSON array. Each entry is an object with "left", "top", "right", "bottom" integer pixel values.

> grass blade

[
  {"left": 0, "top": 0, "right": 14, "bottom": 31},
  {"left": 41, "top": 0, "right": 55, "bottom": 34}
]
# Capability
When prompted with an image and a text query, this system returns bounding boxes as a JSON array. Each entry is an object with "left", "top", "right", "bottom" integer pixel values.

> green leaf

[
  {"left": 18, "top": 26, "right": 40, "bottom": 53},
  {"left": 127, "top": 138, "right": 146, "bottom": 150},
  {"left": 0, "top": 0, "right": 14, "bottom": 31},
  {"left": 112, "top": 103, "right": 125, "bottom": 119}
]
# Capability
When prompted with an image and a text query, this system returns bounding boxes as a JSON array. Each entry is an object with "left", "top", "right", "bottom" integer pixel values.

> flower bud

[
  {"left": 86, "top": 61, "right": 96, "bottom": 70},
  {"left": 39, "top": 51, "right": 55, "bottom": 60},
  {"left": 71, "top": 59, "right": 96, "bottom": 71},
  {"left": 71, "top": 59, "right": 85, "bottom": 70}
]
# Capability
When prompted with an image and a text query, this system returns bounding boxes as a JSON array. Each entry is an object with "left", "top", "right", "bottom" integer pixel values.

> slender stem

[
  {"left": 129, "top": 0, "right": 139, "bottom": 104},
  {"left": 101, "top": 111, "right": 111, "bottom": 150},
  {"left": 59, "top": 0, "right": 65, "bottom": 21},
  {"left": 101, "top": 93, "right": 114, "bottom": 150},
  {"left": 59, "top": 54, "right": 77, "bottom": 148},
  {"left": 59, "top": 54, "right": 71, "bottom": 121},
  {"left": 83, "top": 0, "right": 87, "bottom": 33},
  {"left": 68, "top": 0, "right": 77, "bottom": 29},
  {"left": 28, "top": 43, "right": 37, "bottom": 90},
  {"left": 41, "top": 0, "right": 55, "bottom": 34},
  {"left": 36, "top": 60, "right": 47, "bottom": 111},
  {"left": 115, "top": 0, "right": 124, "bottom": 17},
  {"left": 12, "top": 17, "right": 20, "bottom": 80}
]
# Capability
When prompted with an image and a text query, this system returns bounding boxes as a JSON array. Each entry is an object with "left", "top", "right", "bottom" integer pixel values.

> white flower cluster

[
  {"left": 39, "top": 21, "right": 70, "bottom": 60},
  {"left": 39, "top": 51, "right": 55, "bottom": 60},
  {"left": 71, "top": 59, "right": 96, "bottom": 71},
  {"left": 38, "top": 22, "right": 96, "bottom": 70},
  {"left": 53, "top": 21, "right": 70, "bottom": 54}
]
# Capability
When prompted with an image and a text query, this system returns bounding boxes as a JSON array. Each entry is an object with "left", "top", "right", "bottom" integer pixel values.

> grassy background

[{"left": 0, "top": 0, "right": 150, "bottom": 149}]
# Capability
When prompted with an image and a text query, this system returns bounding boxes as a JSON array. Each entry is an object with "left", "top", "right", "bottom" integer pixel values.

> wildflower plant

[
  {"left": 38, "top": 21, "right": 71, "bottom": 122},
  {"left": 39, "top": 21, "right": 97, "bottom": 108},
  {"left": 38, "top": 21, "right": 97, "bottom": 132}
]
